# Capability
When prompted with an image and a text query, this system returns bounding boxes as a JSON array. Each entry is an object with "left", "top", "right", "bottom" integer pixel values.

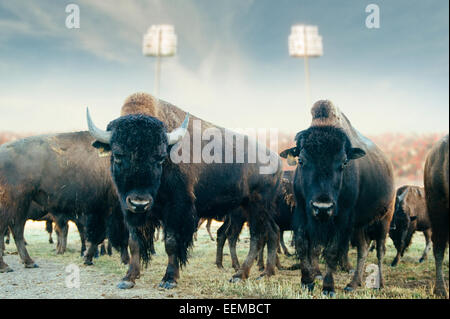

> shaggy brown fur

[{"left": 424, "top": 134, "right": 449, "bottom": 298}]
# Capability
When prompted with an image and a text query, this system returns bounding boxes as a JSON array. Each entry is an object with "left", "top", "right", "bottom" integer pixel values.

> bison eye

[
  {"left": 298, "top": 159, "right": 304, "bottom": 167},
  {"left": 339, "top": 160, "right": 349, "bottom": 170}
]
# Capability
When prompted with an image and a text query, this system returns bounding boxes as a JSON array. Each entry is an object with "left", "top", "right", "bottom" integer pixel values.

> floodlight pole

[
  {"left": 303, "top": 27, "right": 311, "bottom": 108},
  {"left": 154, "top": 29, "right": 162, "bottom": 99}
]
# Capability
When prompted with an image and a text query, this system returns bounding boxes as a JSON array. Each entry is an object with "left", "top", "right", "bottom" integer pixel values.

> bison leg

[
  {"left": 100, "top": 241, "right": 107, "bottom": 256},
  {"left": 227, "top": 216, "right": 244, "bottom": 271},
  {"left": 83, "top": 241, "right": 98, "bottom": 265},
  {"left": 56, "top": 222, "right": 68, "bottom": 255},
  {"left": 323, "top": 264, "right": 337, "bottom": 297},
  {"left": 74, "top": 219, "right": 87, "bottom": 257},
  {"left": 120, "top": 245, "right": 130, "bottom": 264},
  {"left": 338, "top": 248, "right": 353, "bottom": 273},
  {"left": 0, "top": 224, "right": 13, "bottom": 272},
  {"left": 215, "top": 221, "right": 227, "bottom": 269},
  {"left": 159, "top": 232, "right": 180, "bottom": 289},
  {"left": 260, "top": 221, "right": 279, "bottom": 278},
  {"left": 295, "top": 229, "right": 316, "bottom": 291},
  {"left": 432, "top": 227, "right": 449, "bottom": 298},
  {"left": 230, "top": 226, "right": 265, "bottom": 282},
  {"left": 206, "top": 219, "right": 214, "bottom": 241},
  {"left": 11, "top": 221, "right": 37, "bottom": 268},
  {"left": 345, "top": 228, "right": 369, "bottom": 292},
  {"left": 45, "top": 220, "right": 53, "bottom": 244},
  {"left": 257, "top": 245, "right": 265, "bottom": 271},
  {"left": 391, "top": 250, "right": 401, "bottom": 267},
  {"left": 419, "top": 229, "right": 432, "bottom": 263},
  {"left": 375, "top": 237, "right": 387, "bottom": 289},
  {"left": 107, "top": 240, "right": 113, "bottom": 256},
  {"left": 117, "top": 236, "right": 140, "bottom": 289}
]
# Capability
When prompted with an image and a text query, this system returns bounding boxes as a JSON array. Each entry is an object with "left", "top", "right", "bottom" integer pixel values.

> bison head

[
  {"left": 280, "top": 126, "right": 365, "bottom": 222},
  {"left": 389, "top": 188, "right": 417, "bottom": 251},
  {"left": 86, "top": 108, "right": 189, "bottom": 227}
]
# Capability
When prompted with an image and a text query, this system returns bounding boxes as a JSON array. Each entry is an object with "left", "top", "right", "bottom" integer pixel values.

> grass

[{"left": 4, "top": 220, "right": 448, "bottom": 299}]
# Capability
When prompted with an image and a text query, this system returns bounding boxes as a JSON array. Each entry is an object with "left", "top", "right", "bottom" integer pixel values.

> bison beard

[{"left": 131, "top": 222, "right": 157, "bottom": 268}]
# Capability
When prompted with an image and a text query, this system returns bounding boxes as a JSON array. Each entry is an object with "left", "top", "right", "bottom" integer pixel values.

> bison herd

[{"left": 0, "top": 93, "right": 448, "bottom": 298}]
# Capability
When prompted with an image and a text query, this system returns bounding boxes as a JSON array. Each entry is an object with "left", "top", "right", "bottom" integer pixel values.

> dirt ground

[
  {"left": 0, "top": 254, "right": 196, "bottom": 299},
  {"left": 1, "top": 221, "right": 448, "bottom": 299},
  {"left": 0, "top": 221, "right": 196, "bottom": 299}
]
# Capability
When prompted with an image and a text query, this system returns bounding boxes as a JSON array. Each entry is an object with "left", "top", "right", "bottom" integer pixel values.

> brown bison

[
  {"left": 0, "top": 132, "right": 129, "bottom": 273},
  {"left": 87, "top": 92, "right": 282, "bottom": 289},
  {"left": 389, "top": 185, "right": 431, "bottom": 267},
  {"left": 424, "top": 134, "right": 449, "bottom": 298}
]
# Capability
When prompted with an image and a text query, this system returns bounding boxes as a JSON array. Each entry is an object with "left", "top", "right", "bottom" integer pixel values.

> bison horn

[
  {"left": 166, "top": 113, "right": 189, "bottom": 145},
  {"left": 86, "top": 107, "right": 112, "bottom": 144}
]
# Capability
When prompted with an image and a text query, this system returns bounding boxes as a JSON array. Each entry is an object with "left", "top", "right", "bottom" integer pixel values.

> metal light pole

[
  {"left": 289, "top": 25, "right": 323, "bottom": 108},
  {"left": 143, "top": 24, "right": 177, "bottom": 99}
]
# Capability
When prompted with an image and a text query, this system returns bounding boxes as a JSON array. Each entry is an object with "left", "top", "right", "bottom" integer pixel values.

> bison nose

[
  {"left": 310, "top": 201, "right": 335, "bottom": 218},
  {"left": 126, "top": 195, "right": 153, "bottom": 213}
]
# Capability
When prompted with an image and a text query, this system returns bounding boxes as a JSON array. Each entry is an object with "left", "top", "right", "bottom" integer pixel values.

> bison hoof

[
  {"left": 216, "top": 263, "right": 224, "bottom": 269},
  {"left": 0, "top": 267, "right": 13, "bottom": 273},
  {"left": 229, "top": 276, "right": 243, "bottom": 283},
  {"left": 159, "top": 280, "right": 177, "bottom": 289},
  {"left": 301, "top": 282, "right": 315, "bottom": 292},
  {"left": 25, "top": 263, "right": 39, "bottom": 269},
  {"left": 434, "top": 287, "right": 449, "bottom": 298},
  {"left": 343, "top": 286, "right": 355, "bottom": 293},
  {"left": 117, "top": 280, "right": 135, "bottom": 289},
  {"left": 418, "top": 257, "right": 425, "bottom": 263},
  {"left": 84, "top": 260, "right": 94, "bottom": 266},
  {"left": 323, "top": 290, "right": 336, "bottom": 298}
]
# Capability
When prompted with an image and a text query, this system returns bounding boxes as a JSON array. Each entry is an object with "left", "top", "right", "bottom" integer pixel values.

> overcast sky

[{"left": 0, "top": 0, "right": 448, "bottom": 134}]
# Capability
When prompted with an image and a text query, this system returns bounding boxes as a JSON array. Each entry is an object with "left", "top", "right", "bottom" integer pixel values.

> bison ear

[
  {"left": 348, "top": 147, "right": 366, "bottom": 160},
  {"left": 92, "top": 141, "right": 112, "bottom": 157},
  {"left": 280, "top": 147, "right": 299, "bottom": 166}
]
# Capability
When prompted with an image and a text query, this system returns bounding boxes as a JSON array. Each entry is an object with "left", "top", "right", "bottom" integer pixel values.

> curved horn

[
  {"left": 86, "top": 107, "right": 112, "bottom": 144},
  {"left": 167, "top": 113, "right": 189, "bottom": 145},
  {"left": 397, "top": 187, "right": 409, "bottom": 203}
]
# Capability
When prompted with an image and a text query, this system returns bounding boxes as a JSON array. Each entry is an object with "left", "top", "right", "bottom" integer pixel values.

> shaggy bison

[
  {"left": 280, "top": 100, "right": 395, "bottom": 296},
  {"left": 424, "top": 134, "right": 449, "bottom": 298},
  {"left": 0, "top": 132, "right": 129, "bottom": 273},
  {"left": 86, "top": 92, "right": 282, "bottom": 289},
  {"left": 389, "top": 185, "right": 431, "bottom": 267}
]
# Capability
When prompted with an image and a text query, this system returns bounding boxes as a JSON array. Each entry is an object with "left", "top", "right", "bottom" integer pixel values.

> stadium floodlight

[
  {"left": 143, "top": 24, "right": 177, "bottom": 99},
  {"left": 288, "top": 24, "right": 323, "bottom": 108}
]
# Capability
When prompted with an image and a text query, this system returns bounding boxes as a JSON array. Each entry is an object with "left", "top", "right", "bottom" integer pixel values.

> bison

[
  {"left": 86, "top": 92, "right": 282, "bottom": 289},
  {"left": 424, "top": 134, "right": 449, "bottom": 298},
  {"left": 0, "top": 132, "right": 130, "bottom": 273},
  {"left": 389, "top": 185, "right": 431, "bottom": 267},
  {"left": 215, "top": 172, "right": 295, "bottom": 271},
  {"left": 280, "top": 100, "right": 395, "bottom": 296}
]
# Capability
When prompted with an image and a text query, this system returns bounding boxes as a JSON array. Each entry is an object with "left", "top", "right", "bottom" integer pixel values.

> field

[{"left": 1, "top": 220, "right": 448, "bottom": 299}]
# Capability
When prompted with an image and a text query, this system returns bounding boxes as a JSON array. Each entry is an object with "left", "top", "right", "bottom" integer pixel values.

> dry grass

[{"left": 4, "top": 220, "right": 448, "bottom": 299}]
